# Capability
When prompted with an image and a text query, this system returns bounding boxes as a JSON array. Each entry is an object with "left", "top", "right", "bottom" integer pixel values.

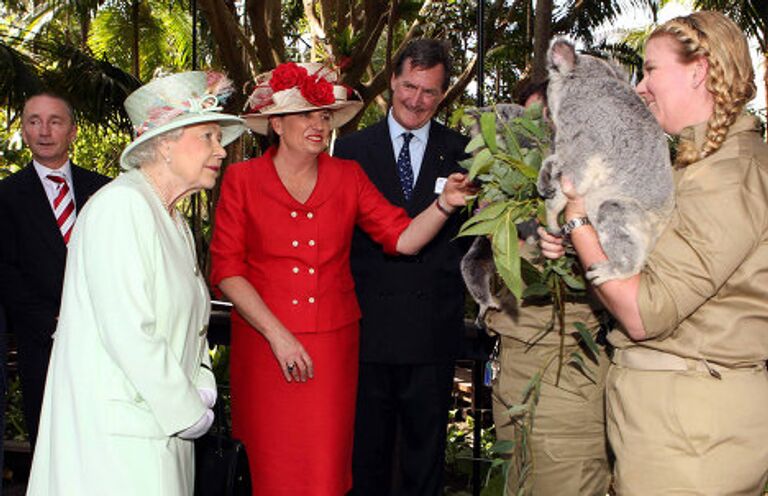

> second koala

[{"left": 537, "top": 38, "right": 674, "bottom": 285}]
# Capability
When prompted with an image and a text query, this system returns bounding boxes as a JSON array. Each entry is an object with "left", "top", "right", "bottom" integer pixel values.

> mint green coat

[{"left": 27, "top": 169, "right": 216, "bottom": 495}]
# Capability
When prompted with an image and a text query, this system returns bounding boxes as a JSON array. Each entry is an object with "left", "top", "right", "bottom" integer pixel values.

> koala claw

[
  {"left": 475, "top": 300, "right": 501, "bottom": 326},
  {"left": 586, "top": 261, "right": 617, "bottom": 287}
]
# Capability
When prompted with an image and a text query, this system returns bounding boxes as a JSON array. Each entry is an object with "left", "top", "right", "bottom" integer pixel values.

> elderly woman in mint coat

[{"left": 26, "top": 71, "right": 245, "bottom": 495}]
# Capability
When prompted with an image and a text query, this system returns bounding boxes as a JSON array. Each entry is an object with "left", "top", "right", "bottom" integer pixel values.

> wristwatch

[{"left": 560, "top": 217, "right": 591, "bottom": 237}]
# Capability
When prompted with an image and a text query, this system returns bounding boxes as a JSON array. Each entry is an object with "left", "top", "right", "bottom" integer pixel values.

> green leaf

[
  {"left": 498, "top": 155, "right": 538, "bottom": 180},
  {"left": 561, "top": 272, "right": 586, "bottom": 290},
  {"left": 523, "top": 149, "right": 543, "bottom": 172},
  {"left": 490, "top": 439, "right": 516, "bottom": 454},
  {"left": 521, "top": 282, "right": 549, "bottom": 298},
  {"left": 457, "top": 217, "right": 501, "bottom": 237},
  {"left": 505, "top": 403, "right": 529, "bottom": 418},
  {"left": 519, "top": 116, "right": 547, "bottom": 141},
  {"left": 480, "top": 112, "right": 498, "bottom": 154},
  {"left": 492, "top": 214, "right": 522, "bottom": 299},
  {"left": 497, "top": 172, "right": 521, "bottom": 197},
  {"left": 502, "top": 125, "right": 523, "bottom": 161},
  {"left": 536, "top": 202, "right": 548, "bottom": 226},
  {"left": 574, "top": 322, "right": 600, "bottom": 362},
  {"left": 468, "top": 148, "right": 494, "bottom": 180},
  {"left": 461, "top": 200, "right": 510, "bottom": 228},
  {"left": 466, "top": 132, "right": 486, "bottom": 154},
  {"left": 450, "top": 106, "right": 466, "bottom": 128},
  {"left": 458, "top": 157, "right": 474, "bottom": 171},
  {"left": 568, "top": 351, "right": 596, "bottom": 382},
  {"left": 521, "top": 371, "right": 542, "bottom": 402}
]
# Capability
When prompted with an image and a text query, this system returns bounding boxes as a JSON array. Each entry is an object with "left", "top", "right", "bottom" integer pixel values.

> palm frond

[
  {"left": 39, "top": 38, "right": 140, "bottom": 131},
  {"left": 0, "top": 37, "right": 42, "bottom": 113}
]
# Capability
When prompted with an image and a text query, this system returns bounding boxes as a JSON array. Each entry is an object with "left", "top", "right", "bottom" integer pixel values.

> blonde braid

[{"left": 651, "top": 12, "right": 756, "bottom": 167}]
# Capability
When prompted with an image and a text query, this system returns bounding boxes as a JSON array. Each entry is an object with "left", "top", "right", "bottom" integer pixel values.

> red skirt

[{"left": 230, "top": 317, "right": 359, "bottom": 496}]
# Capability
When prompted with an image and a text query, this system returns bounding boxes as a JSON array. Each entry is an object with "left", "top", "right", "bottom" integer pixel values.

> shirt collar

[
  {"left": 679, "top": 113, "right": 760, "bottom": 154},
  {"left": 387, "top": 109, "right": 431, "bottom": 144},
  {"left": 33, "top": 159, "right": 73, "bottom": 182}
]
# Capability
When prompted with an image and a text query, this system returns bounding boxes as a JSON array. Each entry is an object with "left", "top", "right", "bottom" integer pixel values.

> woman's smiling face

[
  {"left": 271, "top": 110, "right": 332, "bottom": 156},
  {"left": 636, "top": 35, "right": 712, "bottom": 135}
]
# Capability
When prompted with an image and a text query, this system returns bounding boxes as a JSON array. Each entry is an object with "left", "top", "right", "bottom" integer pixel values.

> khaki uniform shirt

[{"left": 609, "top": 115, "right": 768, "bottom": 368}]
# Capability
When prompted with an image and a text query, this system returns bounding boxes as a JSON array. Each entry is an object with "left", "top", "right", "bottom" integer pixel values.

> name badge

[{"left": 434, "top": 177, "right": 447, "bottom": 194}]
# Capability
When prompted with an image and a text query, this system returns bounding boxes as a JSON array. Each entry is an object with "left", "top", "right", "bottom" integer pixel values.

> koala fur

[
  {"left": 537, "top": 38, "right": 674, "bottom": 285},
  {"left": 461, "top": 236, "right": 501, "bottom": 320}
]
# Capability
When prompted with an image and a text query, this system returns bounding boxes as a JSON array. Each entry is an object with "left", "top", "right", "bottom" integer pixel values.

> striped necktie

[{"left": 47, "top": 173, "right": 76, "bottom": 244}]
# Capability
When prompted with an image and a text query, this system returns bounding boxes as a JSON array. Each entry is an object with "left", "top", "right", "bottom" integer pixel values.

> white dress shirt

[
  {"left": 33, "top": 160, "right": 75, "bottom": 215},
  {"left": 388, "top": 110, "right": 431, "bottom": 183}
]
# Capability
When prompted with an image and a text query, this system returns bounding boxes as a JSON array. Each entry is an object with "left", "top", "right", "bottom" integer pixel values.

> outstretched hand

[{"left": 441, "top": 172, "right": 478, "bottom": 210}]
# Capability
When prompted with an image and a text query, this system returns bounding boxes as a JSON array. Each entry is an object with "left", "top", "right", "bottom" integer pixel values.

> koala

[{"left": 537, "top": 38, "right": 674, "bottom": 285}]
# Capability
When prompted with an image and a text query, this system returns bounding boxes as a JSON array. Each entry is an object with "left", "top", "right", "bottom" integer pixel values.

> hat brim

[
  {"left": 120, "top": 113, "right": 246, "bottom": 170},
  {"left": 242, "top": 100, "right": 364, "bottom": 135}
]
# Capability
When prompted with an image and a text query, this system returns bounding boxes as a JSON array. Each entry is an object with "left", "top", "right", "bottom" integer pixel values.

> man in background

[
  {"left": 0, "top": 92, "right": 110, "bottom": 449},
  {"left": 334, "top": 39, "right": 470, "bottom": 495}
]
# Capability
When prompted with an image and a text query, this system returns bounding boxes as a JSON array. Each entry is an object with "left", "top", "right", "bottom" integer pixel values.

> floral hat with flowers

[
  {"left": 242, "top": 62, "right": 363, "bottom": 135},
  {"left": 120, "top": 71, "right": 245, "bottom": 169}
]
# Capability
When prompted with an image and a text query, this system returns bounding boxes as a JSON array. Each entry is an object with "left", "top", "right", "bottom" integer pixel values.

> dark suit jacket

[
  {"left": 334, "top": 118, "right": 471, "bottom": 364},
  {"left": 0, "top": 163, "right": 111, "bottom": 345}
]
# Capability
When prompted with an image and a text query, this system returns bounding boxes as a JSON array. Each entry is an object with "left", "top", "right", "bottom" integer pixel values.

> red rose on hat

[
  {"left": 269, "top": 63, "right": 308, "bottom": 92},
  {"left": 300, "top": 76, "right": 335, "bottom": 106}
]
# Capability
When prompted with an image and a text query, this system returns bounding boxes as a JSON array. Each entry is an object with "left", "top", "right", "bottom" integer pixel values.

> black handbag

[{"left": 194, "top": 396, "right": 252, "bottom": 496}]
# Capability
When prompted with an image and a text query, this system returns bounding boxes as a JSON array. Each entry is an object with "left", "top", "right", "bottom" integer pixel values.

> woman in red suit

[{"left": 210, "top": 62, "right": 474, "bottom": 496}]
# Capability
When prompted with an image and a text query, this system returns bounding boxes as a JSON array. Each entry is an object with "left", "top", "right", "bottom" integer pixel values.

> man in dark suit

[
  {"left": 0, "top": 92, "right": 110, "bottom": 449},
  {"left": 334, "top": 39, "right": 470, "bottom": 496}
]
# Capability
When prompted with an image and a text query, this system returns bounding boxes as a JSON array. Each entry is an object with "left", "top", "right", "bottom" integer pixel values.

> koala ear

[{"left": 548, "top": 38, "right": 576, "bottom": 75}]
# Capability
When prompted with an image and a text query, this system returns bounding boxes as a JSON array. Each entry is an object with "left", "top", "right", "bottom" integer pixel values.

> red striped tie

[{"left": 47, "top": 174, "right": 76, "bottom": 244}]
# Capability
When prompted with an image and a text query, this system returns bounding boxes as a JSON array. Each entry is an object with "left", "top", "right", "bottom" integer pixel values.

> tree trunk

[
  {"left": 197, "top": 0, "right": 254, "bottom": 109},
  {"left": 531, "top": 0, "right": 552, "bottom": 83}
]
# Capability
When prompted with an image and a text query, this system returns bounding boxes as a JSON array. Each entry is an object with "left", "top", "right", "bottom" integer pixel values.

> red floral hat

[{"left": 242, "top": 62, "right": 363, "bottom": 134}]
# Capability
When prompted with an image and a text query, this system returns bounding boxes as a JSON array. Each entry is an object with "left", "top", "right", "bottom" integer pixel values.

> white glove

[
  {"left": 177, "top": 409, "right": 214, "bottom": 440},
  {"left": 198, "top": 388, "right": 217, "bottom": 409}
]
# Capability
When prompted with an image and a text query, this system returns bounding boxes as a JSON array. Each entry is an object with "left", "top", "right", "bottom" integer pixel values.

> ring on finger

[{"left": 287, "top": 362, "right": 296, "bottom": 371}]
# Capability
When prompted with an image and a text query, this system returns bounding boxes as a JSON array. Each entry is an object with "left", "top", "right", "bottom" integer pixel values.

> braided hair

[{"left": 649, "top": 11, "right": 756, "bottom": 167}]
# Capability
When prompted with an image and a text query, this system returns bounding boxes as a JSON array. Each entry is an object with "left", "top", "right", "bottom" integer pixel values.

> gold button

[
  {"left": 308, "top": 240, "right": 316, "bottom": 246},
  {"left": 307, "top": 212, "right": 314, "bottom": 219},
  {"left": 308, "top": 297, "right": 315, "bottom": 304},
  {"left": 308, "top": 268, "right": 315, "bottom": 275},
  {"left": 292, "top": 267, "right": 299, "bottom": 274},
  {"left": 290, "top": 211, "right": 298, "bottom": 218},
  {"left": 292, "top": 299, "right": 299, "bottom": 305},
  {"left": 292, "top": 240, "right": 299, "bottom": 247}
]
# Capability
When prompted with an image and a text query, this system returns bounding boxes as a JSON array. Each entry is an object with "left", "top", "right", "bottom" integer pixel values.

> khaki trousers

[
  {"left": 492, "top": 337, "right": 611, "bottom": 496},
  {"left": 607, "top": 362, "right": 768, "bottom": 495}
]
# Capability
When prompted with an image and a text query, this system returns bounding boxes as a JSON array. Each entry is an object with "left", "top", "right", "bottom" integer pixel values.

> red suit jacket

[{"left": 210, "top": 147, "right": 411, "bottom": 334}]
